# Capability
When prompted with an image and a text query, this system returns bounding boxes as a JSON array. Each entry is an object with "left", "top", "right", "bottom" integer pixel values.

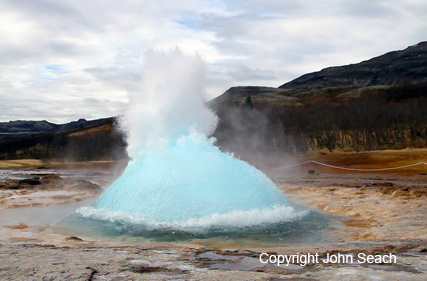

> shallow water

[
  {"left": 0, "top": 199, "right": 341, "bottom": 246},
  {"left": 0, "top": 199, "right": 97, "bottom": 227}
]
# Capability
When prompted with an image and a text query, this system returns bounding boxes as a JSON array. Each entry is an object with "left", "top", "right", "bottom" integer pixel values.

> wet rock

[
  {"left": 126, "top": 263, "right": 184, "bottom": 276},
  {"left": 268, "top": 277, "right": 319, "bottom": 281},
  {"left": 363, "top": 264, "right": 422, "bottom": 274},
  {"left": 0, "top": 183, "right": 21, "bottom": 190},
  {"left": 65, "top": 236, "right": 84, "bottom": 242},
  {"left": 199, "top": 252, "right": 241, "bottom": 261},
  {"left": 85, "top": 266, "right": 99, "bottom": 281},
  {"left": 19, "top": 178, "right": 41, "bottom": 186}
]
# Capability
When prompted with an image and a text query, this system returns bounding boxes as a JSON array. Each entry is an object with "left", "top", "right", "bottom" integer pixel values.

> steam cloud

[{"left": 121, "top": 49, "right": 218, "bottom": 159}]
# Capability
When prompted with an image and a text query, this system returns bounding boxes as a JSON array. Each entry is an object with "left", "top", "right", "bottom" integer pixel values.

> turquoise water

[
  {"left": 0, "top": 198, "right": 336, "bottom": 245},
  {"left": 78, "top": 133, "right": 299, "bottom": 230},
  {"left": 67, "top": 206, "right": 334, "bottom": 244},
  {"left": 76, "top": 50, "right": 310, "bottom": 236}
]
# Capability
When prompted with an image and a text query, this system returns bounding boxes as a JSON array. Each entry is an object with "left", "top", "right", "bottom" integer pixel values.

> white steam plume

[{"left": 120, "top": 49, "right": 218, "bottom": 159}]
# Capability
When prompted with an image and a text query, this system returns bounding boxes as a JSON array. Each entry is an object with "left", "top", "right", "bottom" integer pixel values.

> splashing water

[{"left": 78, "top": 49, "right": 300, "bottom": 230}]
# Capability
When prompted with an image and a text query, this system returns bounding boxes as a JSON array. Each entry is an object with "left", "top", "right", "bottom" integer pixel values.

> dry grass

[
  {"left": 67, "top": 122, "right": 114, "bottom": 137},
  {"left": 2, "top": 148, "right": 426, "bottom": 174},
  {"left": 296, "top": 148, "right": 427, "bottom": 174},
  {"left": 0, "top": 159, "right": 44, "bottom": 169}
]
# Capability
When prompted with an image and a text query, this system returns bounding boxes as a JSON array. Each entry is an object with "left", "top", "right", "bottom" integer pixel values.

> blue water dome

[
  {"left": 79, "top": 133, "right": 296, "bottom": 229},
  {"left": 77, "top": 50, "right": 298, "bottom": 230}
]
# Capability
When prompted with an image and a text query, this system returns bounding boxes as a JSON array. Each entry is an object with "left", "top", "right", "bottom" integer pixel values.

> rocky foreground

[
  {"left": 0, "top": 241, "right": 426, "bottom": 281},
  {"left": 0, "top": 161, "right": 426, "bottom": 280}
]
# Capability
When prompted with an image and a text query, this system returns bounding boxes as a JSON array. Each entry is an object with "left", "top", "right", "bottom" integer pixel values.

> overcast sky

[{"left": 1, "top": 0, "right": 426, "bottom": 123}]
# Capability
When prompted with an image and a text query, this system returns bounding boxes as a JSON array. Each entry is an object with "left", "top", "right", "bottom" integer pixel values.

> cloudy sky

[{"left": 1, "top": 0, "right": 426, "bottom": 123}]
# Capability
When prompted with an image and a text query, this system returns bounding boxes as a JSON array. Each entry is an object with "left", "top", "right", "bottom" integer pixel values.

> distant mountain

[
  {"left": 0, "top": 117, "right": 114, "bottom": 135},
  {"left": 0, "top": 117, "right": 127, "bottom": 161},
  {"left": 279, "top": 41, "right": 427, "bottom": 89},
  {"left": 212, "top": 42, "right": 427, "bottom": 104}
]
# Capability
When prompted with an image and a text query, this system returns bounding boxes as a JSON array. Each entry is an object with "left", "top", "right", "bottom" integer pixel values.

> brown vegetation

[
  {"left": 0, "top": 119, "right": 127, "bottom": 161},
  {"left": 213, "top": 85, "right": 427, "bottom": 154}
]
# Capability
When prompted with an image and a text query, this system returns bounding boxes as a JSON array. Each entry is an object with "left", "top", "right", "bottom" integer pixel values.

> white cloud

[{"left": 0, "top": 0, "right": 426, "bottom": 122}]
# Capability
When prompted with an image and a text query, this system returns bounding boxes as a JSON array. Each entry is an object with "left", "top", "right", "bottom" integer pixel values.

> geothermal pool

[
  {"left": 75, "top": 50, "right": 308, "bottom": 235},
  {"left": 0, "top": 166, "right": 341, "bottom": 246},
  {"left": 0, "top": 197, "right": 338, "bottom": 246},
  {"left": 67, "top": 204, "right": 334, "bottom": 245},
  {"left": 1, "top": 50, "right": 341, "bottom": 246}
]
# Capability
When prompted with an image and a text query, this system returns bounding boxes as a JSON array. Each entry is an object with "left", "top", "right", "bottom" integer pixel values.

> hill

[
  {"left": 279, "top": 41, "right": 427, "bottom": 89},
  {"left": 0, "top": 118, "right": 127, "bottom": 161},
  {"left": 212, "top": 42, "right": 427, "bottom": 105},
  {"left": 0, "top": 118, "right": 113, "bottom": 135},
  {"left": 212, "top": 42, "right": 427, "bottom": 154}
]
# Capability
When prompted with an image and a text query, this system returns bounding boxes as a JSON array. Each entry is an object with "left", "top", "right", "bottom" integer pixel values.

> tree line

[{"left": 213, "top": 85, "right": 427, "bottom": 154}]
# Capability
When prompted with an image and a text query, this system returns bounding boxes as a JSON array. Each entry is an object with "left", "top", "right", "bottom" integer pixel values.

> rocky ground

[
  {"left": 0, "top": 158, "right": 426, "bottom": 280},
  {"left": 278, "top": 173, "right": 427, "bottom": 242},
  {"left": 1, "top": 242, "right": 426, "bottom": 281},
  {"left": 0, "top": 175, "right": 102, "bottom": 210}
]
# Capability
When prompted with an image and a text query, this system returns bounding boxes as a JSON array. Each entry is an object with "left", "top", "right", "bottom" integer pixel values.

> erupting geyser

[{"left": 78, "top": 49, "right": 299, "bottom": 230}]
